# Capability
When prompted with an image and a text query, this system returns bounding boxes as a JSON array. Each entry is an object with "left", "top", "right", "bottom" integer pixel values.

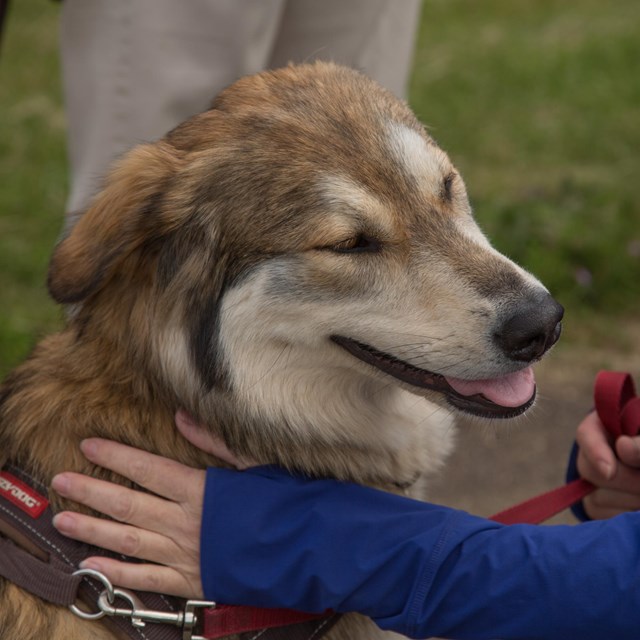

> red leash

[
  {"left": 201, "top": 605, "right": 335, "bottom": 639},
  {"left": 5, "top": 374, "right": 633, "bottom": 638},
  {"left": 490, "top": 370, "right": 640, "bottom": 525},
  {"left": 200, "top": 372, "right": 640, "bottom": 637},
  {"left": 200, "top": 371, "right": 640, "bottom": 637}
]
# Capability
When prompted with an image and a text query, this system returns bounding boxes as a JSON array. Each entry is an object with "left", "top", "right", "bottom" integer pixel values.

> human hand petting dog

[
  {"left": 51, "top": 411, "right": 254, "bottom": 598},
  {"left": 576, "top": 410, "right": 640, "bottom": 519},
  {"left": 51, "top": 408, "right": 640, "bottom": 599}
]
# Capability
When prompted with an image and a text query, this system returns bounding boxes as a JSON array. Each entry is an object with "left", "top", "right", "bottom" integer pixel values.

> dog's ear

[{"left": 48, "top": 142, "right": 184, "bottom": 304}]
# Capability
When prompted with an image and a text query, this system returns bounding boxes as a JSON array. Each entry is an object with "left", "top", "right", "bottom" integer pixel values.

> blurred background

[{"left": 0, "top": 0, "right": 638, "bottom": 519}]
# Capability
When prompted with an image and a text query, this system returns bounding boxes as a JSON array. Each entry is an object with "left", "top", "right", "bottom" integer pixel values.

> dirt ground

[{"left": 428, "top": 318, "right": 640, "bottom": 525}]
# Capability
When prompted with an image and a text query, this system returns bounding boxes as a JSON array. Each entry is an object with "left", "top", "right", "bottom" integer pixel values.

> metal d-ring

[
  {"left": 67, "top": 567, "right": 216, "bottom": 639},
  {"left": 68, "top": 567, "right": 116, "bottom": 620}
]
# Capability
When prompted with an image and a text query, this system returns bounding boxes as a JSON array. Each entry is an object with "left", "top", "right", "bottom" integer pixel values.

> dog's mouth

[{"left": 330, "top": 336, "right": 536, "bottom": 419}]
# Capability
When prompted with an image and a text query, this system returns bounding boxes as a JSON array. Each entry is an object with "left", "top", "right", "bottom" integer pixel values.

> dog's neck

[
  {"left": 0, "top": 329, "right": 215, "bottom": 509},
  {"left": 0, "top": 320, "right": 456, "bottom": 502},
  {"left": 195, "top": 339, "right": 457, "bottom": 490}
]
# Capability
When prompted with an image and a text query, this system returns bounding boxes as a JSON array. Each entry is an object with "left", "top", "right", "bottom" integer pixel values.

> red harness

[{"left": 0, "top": 370, "right": 638, "bottom": 639}]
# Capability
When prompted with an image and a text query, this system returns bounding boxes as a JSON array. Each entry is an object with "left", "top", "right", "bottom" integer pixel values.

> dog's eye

[{"left": 330, "top": 234, "right": 381, "bottom": 254}]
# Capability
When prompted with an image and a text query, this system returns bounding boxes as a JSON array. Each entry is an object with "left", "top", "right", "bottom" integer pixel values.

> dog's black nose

[{"left": 494, "top": 292, "right": 564, "bottom": 362}]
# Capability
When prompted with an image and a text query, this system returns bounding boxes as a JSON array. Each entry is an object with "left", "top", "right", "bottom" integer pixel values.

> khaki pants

[{"left": 60, "top": 0, "right": 422, "bottom": 216}]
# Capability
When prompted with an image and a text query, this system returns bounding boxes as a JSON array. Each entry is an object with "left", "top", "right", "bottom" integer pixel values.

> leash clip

[{"left": 70, "top": 568, "right": 215, "bottom": 639}]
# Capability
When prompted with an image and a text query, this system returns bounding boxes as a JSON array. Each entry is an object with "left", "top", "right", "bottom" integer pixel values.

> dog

[{"left": 0, "top": 62, "right": 563, "bottom": 640}]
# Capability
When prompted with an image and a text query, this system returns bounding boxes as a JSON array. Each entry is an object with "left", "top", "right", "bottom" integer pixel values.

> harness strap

[
  {"left": 491, "top": 370, "right": 639, "bottom": 525},
  {"left": 0, "top": 463, "right": 337, "bottom": 639},
  {"left": 0, "top": 464, "right": 184, "bottom": 640},
  {"left": 0, "top": 534, "right": 82, "bottom": 604}
]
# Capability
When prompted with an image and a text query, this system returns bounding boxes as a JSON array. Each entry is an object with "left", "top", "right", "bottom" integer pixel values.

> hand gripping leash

[{"left": 490, "top": 370, "right": 640, "bottom": 525}]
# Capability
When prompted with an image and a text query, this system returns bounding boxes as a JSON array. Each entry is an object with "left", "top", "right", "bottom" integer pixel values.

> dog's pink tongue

[{"left": 445, "top": 367, "right": 535, "bottom": 407}]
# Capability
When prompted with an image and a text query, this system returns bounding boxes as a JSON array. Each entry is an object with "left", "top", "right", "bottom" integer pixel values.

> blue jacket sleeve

[{"left": 200, "top": 465, "right": 640, "bottom": 640}]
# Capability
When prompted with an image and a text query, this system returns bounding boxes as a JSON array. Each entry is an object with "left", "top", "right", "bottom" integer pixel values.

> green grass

[
  {"left": 0, "top": 0, "right": 66, "bottom": 374},
  {"left": 410, "top": 0, "right": 640, "bottom": 313},
  {"left": 1, "top": 0, "right": 639, "bottom": 377}
]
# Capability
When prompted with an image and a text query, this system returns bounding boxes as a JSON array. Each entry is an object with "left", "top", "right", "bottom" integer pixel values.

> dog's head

[{"left": 49, "top": 63, "right": 562, "bottom": 441}]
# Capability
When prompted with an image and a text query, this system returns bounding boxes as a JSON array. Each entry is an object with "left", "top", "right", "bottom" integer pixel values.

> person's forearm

[{"left": 203, "top": 466, "right": 640, "bottom": 640}]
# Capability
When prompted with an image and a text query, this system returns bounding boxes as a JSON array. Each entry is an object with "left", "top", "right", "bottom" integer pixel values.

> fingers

[
  {"left": 576, "top": 411, "right": 640, "bottom": 520},
  {"left": 78, "top": 438, "right": 202, "bottom": 502},
  {"left": 51, "top": 472, "right": 199, "bottom": 539},
  {"left": 176, "top": 410, "right": 257, "bottom": 469},
  {"left": 576, "top": 411, "right": 640, "bottom": 490},
  {"left": 78, "top": 556, "right": 202, "bottom": 599},
  {"left": 616, "top": 436, "right": 640, "bottom": 468},
  {"left": 575, "top": 412, "right": 616, "bottom": 480},
  {"left": 585, "top": 488, "right": 640, "bottom": 513},
  {"left": 51, "top": 438, "right": 206, "bottom": 599},
  {"left": 175, "top": 410, "right": 222, "bottom": 456},
  {"left": 52, "top": 511, "right": 178, "bottom": 565},
  {"left": 577, "top": 449, "right": 640, "bottom": 491},
  {"left": 583, "top": 488, "right": 640, "bottom": 521},
  {"left": 52, "top": 511, "right": 203, "bottom": 598}
]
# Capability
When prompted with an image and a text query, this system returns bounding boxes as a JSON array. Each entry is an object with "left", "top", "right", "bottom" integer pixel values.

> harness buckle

[
  {"left": 182, "top": 600, "right": 218, "bottom": 640},
  {"left": 69, "top": 569, "right": 215, "bottom": 639}
]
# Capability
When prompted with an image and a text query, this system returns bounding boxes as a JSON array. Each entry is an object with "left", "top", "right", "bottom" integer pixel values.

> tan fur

[{"left": 0, "top": 62, "right": 552, "bottom": 639}]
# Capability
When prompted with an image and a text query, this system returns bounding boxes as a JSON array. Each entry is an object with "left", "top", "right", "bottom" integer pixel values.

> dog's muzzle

[{"left": 330, "top": 292, "right": 563, "bottom": 420}]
